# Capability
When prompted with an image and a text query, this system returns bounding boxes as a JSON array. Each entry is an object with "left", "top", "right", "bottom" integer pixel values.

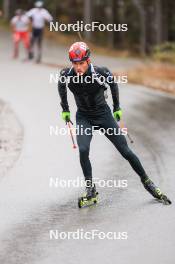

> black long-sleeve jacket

[{"left": 58, "top": 64, "right": 120, "bottom": 116}]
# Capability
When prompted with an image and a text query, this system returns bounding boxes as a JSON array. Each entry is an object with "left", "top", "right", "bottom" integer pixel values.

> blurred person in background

[
  {"left": 26, "top": 1, "right": 53, "bottom": 63},
  {"left": 11, "top": 9, "right": 30, "bottom": 60}
]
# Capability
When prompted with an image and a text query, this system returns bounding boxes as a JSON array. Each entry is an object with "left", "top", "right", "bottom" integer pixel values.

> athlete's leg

[
  {"left": 76, "top": 111, "right": 93, "bottom": 186},
  {"left": 36, "top": 29, "right": 43, "bottom": 63},
  {"left": 29, "top": 29, "right": 36, "bottom": 59},
  {"left": 101, "top": 112, "right": 172, "bottom": 202},
  {"left": 22, "top": 31, "right": 30, "bottom": 58},
  {"left": 100, "top": 111, "right": 147, "bottom": 181},
  {"left": 13, "top": 32, "right": 20, "bottom": 58}
]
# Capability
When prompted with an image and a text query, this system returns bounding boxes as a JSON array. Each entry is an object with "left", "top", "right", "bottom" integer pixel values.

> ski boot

[
  {"left": 36, "top": 51, "right": 41, "bottom": 64},
  {"left": 13, "top": 48, "right": 18, "bottom": 59},
  {"left": 78, "top": 184, "right": 98, "bottom": 208},
  {"left": 142, "top": 178, "right": 171, "bottom": 205},
  {"left": 28, "top": 51, "right": 34, "bottom": 60}
]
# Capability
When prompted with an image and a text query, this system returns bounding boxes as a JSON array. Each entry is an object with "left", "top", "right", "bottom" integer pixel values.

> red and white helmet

[{"left": 69, "top": 42, "right": 90, "bottom": 62}]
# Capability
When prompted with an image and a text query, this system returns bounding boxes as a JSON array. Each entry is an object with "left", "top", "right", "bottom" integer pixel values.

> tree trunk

[
  {"left": 83, "top": 0, "right": 92, "bottom": 41},
  {"left": 3, "top": 0, "right": 10, "bottom": 20},
  {"left": 131, "top": 0, "right": 146, "bottom": 55},
  {"left": 154, "top": 0, "right": 162, "bottom": 44},
  {"left": 105, "top": 0, "right": 114, "bottom": 48}
]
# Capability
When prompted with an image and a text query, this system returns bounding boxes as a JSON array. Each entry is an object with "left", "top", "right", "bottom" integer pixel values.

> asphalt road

[{"left": 0, "top": 30, "right": 175, "bottom": 264}]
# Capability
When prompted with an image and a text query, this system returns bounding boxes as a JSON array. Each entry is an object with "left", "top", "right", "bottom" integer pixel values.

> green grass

[
  {"left": 0, "top": 19, "right": 10, "bottom": 30},
  {"left": 152, "top": 42, "right": 175, "bottom": 64}
]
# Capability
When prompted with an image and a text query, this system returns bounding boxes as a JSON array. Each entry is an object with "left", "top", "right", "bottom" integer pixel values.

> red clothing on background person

[{"left": 11, "top": 13, "right": 30, "bottom": 58}]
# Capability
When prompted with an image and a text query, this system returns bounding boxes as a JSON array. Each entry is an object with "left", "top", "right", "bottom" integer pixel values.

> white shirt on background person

[
  {"left": 26, "top": 8, "right": 53, "bottom": 29},
  {"left": 11, "top": 15, "right": 30, "bottom": 32}
]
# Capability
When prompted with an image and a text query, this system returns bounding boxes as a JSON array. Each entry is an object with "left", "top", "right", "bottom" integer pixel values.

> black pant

[
  {"left": 76, "top": 104, "right": 147, "bottom": 184},
  {"left": 30, "top": 28, "right": 43, "bottom": 61}
]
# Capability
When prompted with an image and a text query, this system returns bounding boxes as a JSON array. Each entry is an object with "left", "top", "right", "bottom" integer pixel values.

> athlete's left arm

[
  {"left": 25, "top": 9, "right": 34, "bottom": 18},
  {"left": 104, "top": 68, "right": 120, "bottom": 111},
  {"left": 44, "top": 9, "right": 53, "bottom": 22}
]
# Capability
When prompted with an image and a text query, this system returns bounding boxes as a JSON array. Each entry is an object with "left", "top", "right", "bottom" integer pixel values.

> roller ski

[
  {"left": 78, "top": 184, "right": 99, "bottom": 208},
  {"left": 142, "top": 178, "right": 171, "bottom": 205}
]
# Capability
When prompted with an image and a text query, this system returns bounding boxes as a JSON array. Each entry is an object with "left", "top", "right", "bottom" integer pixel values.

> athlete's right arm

[
  {"left": 26, "top": 9, "right": 34, "bottom": 18},
  {"left": 58, "top": 68, "right": 70, "bottom": 112}
]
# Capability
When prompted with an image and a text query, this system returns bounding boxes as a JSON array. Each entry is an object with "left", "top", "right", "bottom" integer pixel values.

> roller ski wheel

[
  {"left": 157, "top": 194, "right": 172, "bottom": 205},
  {"left": 143, "top": 178, "right": 172, "bottom": 205},
  {"left": 78, "top": 192, "right": 99, "bottom": 208}
]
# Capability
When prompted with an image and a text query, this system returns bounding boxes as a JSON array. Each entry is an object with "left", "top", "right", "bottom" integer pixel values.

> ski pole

[
  {"left": 66, "top": 117, "right": 77, "bottom": 149},
  {"left": 119, "top": 119, "right": 134, "bottom": 144},
  {"left": 77, "top": 31, "right": 83, "bottom": 41}
]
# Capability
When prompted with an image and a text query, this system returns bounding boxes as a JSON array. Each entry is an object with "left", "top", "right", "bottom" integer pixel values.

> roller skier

[
  {"left": 26, "top": 1, "right": 53, "bottom": 63},
  {"left": 58, "top": 42, "right": 171, "bottom": 207}
]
